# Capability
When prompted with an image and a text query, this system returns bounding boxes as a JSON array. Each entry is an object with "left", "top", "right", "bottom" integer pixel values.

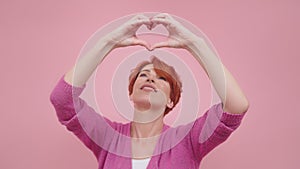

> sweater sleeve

[
  {"left": 49, "top": 76, "right": 115, "bottom": 158},
  {"left": 190, "top": 103, "right": 246, "bottom": 158}
]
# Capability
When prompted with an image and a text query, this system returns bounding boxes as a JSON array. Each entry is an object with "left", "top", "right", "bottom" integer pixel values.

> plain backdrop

[{"left": 1, "top": 0, "right": 299, "bottom": 169}]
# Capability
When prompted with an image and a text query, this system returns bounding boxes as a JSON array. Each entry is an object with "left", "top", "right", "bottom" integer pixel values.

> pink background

[{"left": 1, "top": 0, "right": 299, "bottom": 169}]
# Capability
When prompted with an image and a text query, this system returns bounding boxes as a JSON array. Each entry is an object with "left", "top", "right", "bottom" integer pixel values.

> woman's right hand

[
  {"left": 64, "top": 14, "right": 152, "bottom": 86},
  {"left": 104, "top": 14, "right": 152, "bottom": 50}
]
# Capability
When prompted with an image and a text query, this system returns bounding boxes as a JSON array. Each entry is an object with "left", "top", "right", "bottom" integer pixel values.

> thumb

[
  {"left": 131, "top": 37, "right": 151, "bottom": 50},
  {"left": 149, "top": 41, "right": 170, "bottom": 51}
]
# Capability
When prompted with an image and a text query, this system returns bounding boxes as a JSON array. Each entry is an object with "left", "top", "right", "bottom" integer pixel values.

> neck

[{"left": 131, "top": 115, "right": 164, "bottom": 138}]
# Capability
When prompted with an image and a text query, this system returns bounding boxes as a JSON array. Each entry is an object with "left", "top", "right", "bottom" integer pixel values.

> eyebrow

[{"left": 140, "top": 69, "right": 151, "bottom": 73}]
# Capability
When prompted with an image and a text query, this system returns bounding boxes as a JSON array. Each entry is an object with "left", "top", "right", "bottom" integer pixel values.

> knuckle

[{"left": 135, "top": 14, "right": 145, "bottom": 19}]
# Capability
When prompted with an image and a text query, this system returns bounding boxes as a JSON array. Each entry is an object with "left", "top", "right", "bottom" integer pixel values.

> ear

[{"left": 166, "top": 99, "right": 174, "bottom": 109}]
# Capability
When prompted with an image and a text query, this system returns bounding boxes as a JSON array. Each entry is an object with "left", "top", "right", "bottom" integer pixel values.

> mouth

[{"left": 140, "top": 84, "right": 157, "bottom": 92}]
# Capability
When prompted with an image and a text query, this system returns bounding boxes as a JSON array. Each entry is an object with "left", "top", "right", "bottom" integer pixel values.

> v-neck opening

[{"left": 128, "top": 121, "right": 170, "bottom": 168}]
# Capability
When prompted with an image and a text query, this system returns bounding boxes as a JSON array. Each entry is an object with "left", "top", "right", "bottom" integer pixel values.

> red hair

[{"left": 128, "top": 56, "right": 182, "bottom": 115}]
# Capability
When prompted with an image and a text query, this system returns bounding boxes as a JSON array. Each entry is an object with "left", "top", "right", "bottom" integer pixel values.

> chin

[
  {"left": 131, "top": 97, "right": 151, "bottom": 110},
  {"left": 131, "top": 92, "right": 167, "bottom": 111}
]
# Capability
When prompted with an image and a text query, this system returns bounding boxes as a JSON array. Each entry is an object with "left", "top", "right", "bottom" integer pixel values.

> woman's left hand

[
  {"left": 150, "top": 13, "right": 249, "bottom": 115},
  {"left": 150, "top": 13, "right": 201, "bottom": 50}
]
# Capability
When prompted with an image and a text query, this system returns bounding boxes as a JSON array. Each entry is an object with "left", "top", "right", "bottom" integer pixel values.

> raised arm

[
  {"left": 150, "top": 13, "right": 249, "bottom": 114},
  {"left": 65, "top": 14, "right": 152, "bottom": 87}
]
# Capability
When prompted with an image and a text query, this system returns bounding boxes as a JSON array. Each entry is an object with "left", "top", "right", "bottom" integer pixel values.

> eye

[
  {"left": 139, "top": 73, "right": 147, "bottom": 77},
  {"left": 158, "top": 76, "right": 167, "bottom": 81}
]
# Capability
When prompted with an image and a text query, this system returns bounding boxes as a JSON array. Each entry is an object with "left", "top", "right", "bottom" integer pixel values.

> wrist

[
  {"left": 101, "top": 35, "right": 119, "bottom": 49},
  {"left": 185, "top": 37, "right": 207, "bottom": 52},
  {"left": 187, "top": 37, "right": 211, "bottom": 54},
  {"left": 88, "top": 36, "right": 116, "bottom": 57},
  {"left": 186, "top": 37, "right": 219, "bottom": 64}
]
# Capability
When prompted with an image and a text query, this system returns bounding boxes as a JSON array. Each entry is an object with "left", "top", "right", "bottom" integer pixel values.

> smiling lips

[{"left": 140, "top": 84, "right": 157, "bottom": 92}]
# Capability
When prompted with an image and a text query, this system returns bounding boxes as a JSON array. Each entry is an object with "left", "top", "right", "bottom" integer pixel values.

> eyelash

[
  {"left": 139, "top": 73, "right": 147, "bottom": 77},
  {"left": 158, "top": 76, "right": 167, "bottom": 81},
  {"left": 139, "top": 73, "right": 167, "bottom": 82}
]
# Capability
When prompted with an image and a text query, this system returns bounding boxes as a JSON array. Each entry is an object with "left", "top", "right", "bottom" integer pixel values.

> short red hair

[{"left": 128, "top": 56, "right": 182, "bottom": 115}]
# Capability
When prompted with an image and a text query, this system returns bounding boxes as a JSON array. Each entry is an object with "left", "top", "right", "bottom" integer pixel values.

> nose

[{"left": 146, "top": 76, "right": 155, "bottom": 83}]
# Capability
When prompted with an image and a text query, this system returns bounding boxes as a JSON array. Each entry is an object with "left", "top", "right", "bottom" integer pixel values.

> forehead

[
  {"left": 140, "top": 63, "right": 170, "bottom": 78},
  {"left": 141, "top": 64, "right": 154, "bottom": 71}
]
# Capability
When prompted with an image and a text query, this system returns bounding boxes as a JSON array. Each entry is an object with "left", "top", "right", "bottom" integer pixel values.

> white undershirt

[{"left": 132, "top": 158, "right": 151, "bottom": 169}]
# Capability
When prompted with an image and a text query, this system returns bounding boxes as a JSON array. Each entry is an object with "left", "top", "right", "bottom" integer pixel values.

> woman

[{"left": 50, "top": 13, "right": 249, "bottom": 169}]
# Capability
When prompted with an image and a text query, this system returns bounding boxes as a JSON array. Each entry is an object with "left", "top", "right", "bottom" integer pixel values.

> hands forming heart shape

[{"left": 105, "top": 13, "right": 200, "bottom": 51}]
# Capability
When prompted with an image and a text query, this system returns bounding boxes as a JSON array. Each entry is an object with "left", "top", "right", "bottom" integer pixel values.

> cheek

[
  {"left": 160, "top": 84, "right": 171, "bottom": 97},
  {"left": 132, "top": 79, "right": 142, "bottom": 90},
  {"left": 149, "top": 90, "right": 168, "bottom": 106},
  {"left": 131, "top": 79, "right": 146, "bottom": 96}
]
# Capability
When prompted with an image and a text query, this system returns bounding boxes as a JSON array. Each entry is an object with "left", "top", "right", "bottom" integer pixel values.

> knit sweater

[{"left": 50, "top": 77, "right": 246, "bottom": 169}]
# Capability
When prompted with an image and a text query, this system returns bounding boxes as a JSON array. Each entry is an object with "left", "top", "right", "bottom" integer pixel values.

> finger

[
  {"left": 117, "top": 37, "right": 150, "bottom": 50},
  {"left": 133, "top": 18, "right": 151, "bottom": 25},
  {"left": 150, "top": 41, "right": 170, "bottom": 51},
  {"left": 131, "top": 14, "right": 152, "bottom": 27},
  {"left": 149, "top": 19, "right": 157, "bottom": 30},
  {"left": 131, "top": 37, "right": 151, "bottom": 50},
  {"left": 133, "top": 18, "right": 152, "bottom": 29},
  {"left": 151, "top": 17, "right": 170, "bottom": 27},
  {"left": 151, "top": 13, "right": 173, "bottom": 21},
  {"left": 149, "top": 13, "right": 171, "bottom": 29},
  {"left": 150, "top": 14, "right": 164, "bottom": 28},
  {"left": 152, "top": 13, "right": 169, "bottom": 19},
  {"left": 147, "top": 20, "right": 154, "bottom": 30},
  {"left": 147, "top": 24, "right": 151, "bottom": 30},
  {"left": 133, "top": 14, "right": 148, "bottom": 20}
]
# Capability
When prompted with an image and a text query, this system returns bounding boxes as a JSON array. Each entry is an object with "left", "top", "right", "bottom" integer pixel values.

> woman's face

[{"left": 130, "top": 64, "right": 174, "bottom": 111}]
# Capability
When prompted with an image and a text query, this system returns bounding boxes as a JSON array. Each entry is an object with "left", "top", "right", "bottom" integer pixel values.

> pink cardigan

[{"left": 50, "top": 77, "right": 246, "bottom": 169}]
